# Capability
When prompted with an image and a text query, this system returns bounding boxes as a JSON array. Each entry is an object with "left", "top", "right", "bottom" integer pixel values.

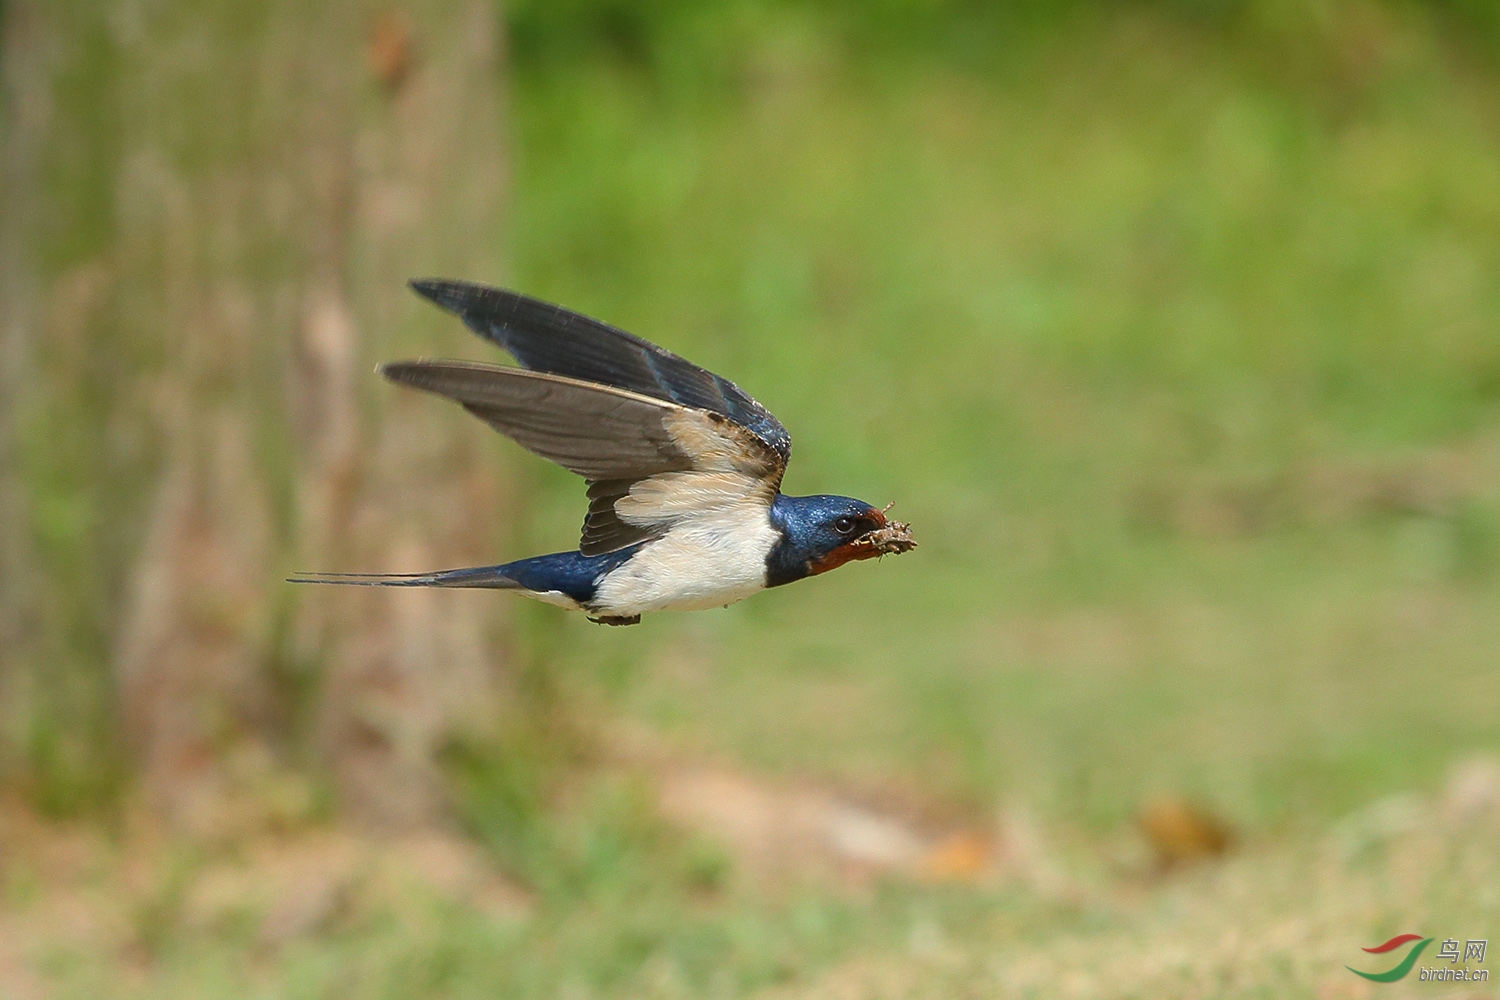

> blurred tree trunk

[
  {"left": 0, "top": 1, "right": 514, "bottom": 831},
  {"left": 289, "top": 4, "right": 517, "bottom": 828},
  {"left": 0, "top": 2, "right": 129, "bottom": 813},
  {"left": 0, "top": 1, "right": 48, "bottom": 794}
]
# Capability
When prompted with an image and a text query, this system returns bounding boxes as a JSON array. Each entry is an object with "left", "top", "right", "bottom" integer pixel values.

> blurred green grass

[
  {"left": 505, "top": 1, "right": 1500, "bottom": 835},
  {"left": 336, "top": 5, "right": 1500, "bottom": 989}
]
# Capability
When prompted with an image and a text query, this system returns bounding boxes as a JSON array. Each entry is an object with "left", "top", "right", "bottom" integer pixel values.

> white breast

[{"left": 590, "top": 500, "right": 780, "bottom": 615}]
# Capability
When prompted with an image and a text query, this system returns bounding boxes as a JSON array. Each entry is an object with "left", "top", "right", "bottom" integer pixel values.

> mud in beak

[{"left": 857, "top": 502, "right": 917, "bottom": 556}]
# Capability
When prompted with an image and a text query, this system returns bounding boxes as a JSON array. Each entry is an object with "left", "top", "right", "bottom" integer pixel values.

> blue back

[{"left": 503, "top": 546, "right": 641, "bottom": 602}]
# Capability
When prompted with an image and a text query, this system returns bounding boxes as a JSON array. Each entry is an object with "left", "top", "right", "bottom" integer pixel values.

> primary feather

[{"left": 380, "top": 361, "right": 694, "bottom": 482}]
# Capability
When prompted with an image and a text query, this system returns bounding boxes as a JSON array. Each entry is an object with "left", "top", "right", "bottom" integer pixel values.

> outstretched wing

[
  {"left": 383, "top": 361, "right": 784, "bottom": 554},
  {"left": 399, "top": 281, "right": 798, "bottom": 554},
  {"left": 408, "top": 280, "right": 791, "bottom": 467}
]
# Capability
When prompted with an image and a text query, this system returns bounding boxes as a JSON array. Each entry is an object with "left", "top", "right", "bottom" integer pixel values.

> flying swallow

[{"left": 291, "top": 280, "right": 916, "bottom": 625}]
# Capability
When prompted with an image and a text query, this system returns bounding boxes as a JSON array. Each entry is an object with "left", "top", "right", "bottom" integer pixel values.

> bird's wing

[
  {"left": 408, "top": 279, "right": 792, "bottom": 470},
  {"left": 382, "top": 361, "right": 782, "bottom": 554}
]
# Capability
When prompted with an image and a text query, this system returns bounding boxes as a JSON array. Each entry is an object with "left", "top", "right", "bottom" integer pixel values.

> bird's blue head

[{"left": 765, "top": 493, "right": 903, "bottom": 587}]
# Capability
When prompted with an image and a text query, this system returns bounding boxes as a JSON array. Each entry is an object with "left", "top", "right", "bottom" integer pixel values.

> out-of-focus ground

[
  {"left": 3, "top": 753, "right": 1499, "bottom": 998},
  {"left": 5, "top": 1, "right": 1500, "bottom": 996}
]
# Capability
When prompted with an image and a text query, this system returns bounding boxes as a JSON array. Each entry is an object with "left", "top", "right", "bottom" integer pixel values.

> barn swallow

[{"left": 291, "top": 280, "right": 915, "bottom": 625}]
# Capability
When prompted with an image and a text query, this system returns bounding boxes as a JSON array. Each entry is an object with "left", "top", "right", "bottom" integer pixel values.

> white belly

[
  {"left": 525, "top": 590, "right": 582, "bottom": 610},
  {"left": 591, "top": 503, "right": 779, "bottom": 615}
]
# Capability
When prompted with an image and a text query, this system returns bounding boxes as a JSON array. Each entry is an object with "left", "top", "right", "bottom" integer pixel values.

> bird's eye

[{"left": 834, "top": 516, "right": 857, "bottom": 535}]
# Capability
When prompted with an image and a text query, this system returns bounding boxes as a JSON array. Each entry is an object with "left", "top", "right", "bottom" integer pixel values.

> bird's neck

[{"left": 764, "top": 492, "right": 814, "bottom": 588}]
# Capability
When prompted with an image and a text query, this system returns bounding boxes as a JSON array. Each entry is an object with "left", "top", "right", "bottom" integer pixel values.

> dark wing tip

[
  {"left": 379, "top": 359, "right": 524, "bottom": 392},
  {"left": 409, "top": 276, "right": 453, "bottom": 302},
  {"left": 379, "top": 360, "right": 442, "bottom": 388},
  {"left": 409, "top": 277, "right": 496, "bottom": 314},
  {"left": 378, "top": 361, "right": 413, "bottom": 389}
]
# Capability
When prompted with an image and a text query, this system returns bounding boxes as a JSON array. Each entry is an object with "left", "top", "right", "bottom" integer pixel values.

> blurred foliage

[
  {"left": 498, "top": 0, "right": 1500, "bottom": 836},
  {"left": 506, "top": 0, "right": 1500, "bottom": 81}
]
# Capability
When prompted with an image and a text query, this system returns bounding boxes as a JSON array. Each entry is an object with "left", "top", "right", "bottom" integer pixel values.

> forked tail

[
  {"left": 286, "top": 565, "right": 522, "bottom": 588},
  {"left": 288, "top": 546, "right": 640, "bottom": 602}
]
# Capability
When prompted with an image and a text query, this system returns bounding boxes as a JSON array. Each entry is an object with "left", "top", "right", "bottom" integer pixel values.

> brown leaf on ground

[
  {"left": 1137, "top": 795, "right": 1233, "bottom": 869},
  {"left": 919, "top": 830, "right": 994, "bottom": 881}
]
